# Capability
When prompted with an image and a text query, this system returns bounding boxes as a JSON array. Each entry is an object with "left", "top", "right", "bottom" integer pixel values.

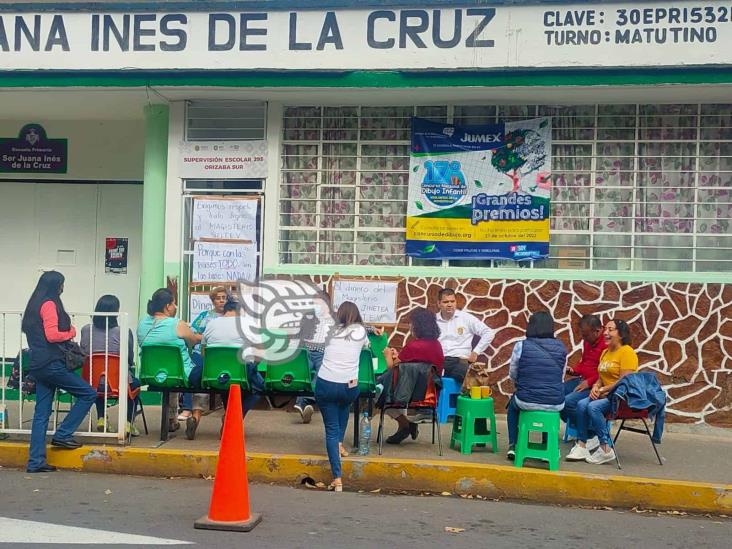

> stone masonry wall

[{"left": 298, "top": 275, "right": 732, "bottom": 427}]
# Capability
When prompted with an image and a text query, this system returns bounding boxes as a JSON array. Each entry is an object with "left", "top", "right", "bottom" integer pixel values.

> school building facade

[{"left": 0, "top": 0, "right": 731, "bottom": 425}]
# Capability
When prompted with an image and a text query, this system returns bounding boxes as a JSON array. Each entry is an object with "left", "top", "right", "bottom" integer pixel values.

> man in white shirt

[{"left": 436, "top": 288, "right": 496, "bottom": 384}]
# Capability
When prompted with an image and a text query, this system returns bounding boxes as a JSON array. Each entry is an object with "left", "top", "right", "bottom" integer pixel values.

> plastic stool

[
  {"left": 515, "top": 410, "right": 560, "bottom": 471},
  {"left": 449, "top": 395, "right": 498, "bottom": 454},
  {"left": 437, "top": 376, "right": 461, "bottom": 424}
]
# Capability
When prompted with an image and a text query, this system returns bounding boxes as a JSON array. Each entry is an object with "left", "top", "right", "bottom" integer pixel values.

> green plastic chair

[
  {"left": 357, "top": 348, "right": 377, "bottom": 394},
  {"left": 140, "top": 345, "right": 189, "bottom": 389},
  {"left": 262, "top": 349, "right": 313, "bottom": 393},
  {"left": 449, "top": 395, "right": 498, "bottom": 454},
  {"left": 202, "top": 346, "right": 250, "bottom": 391},
  {"left": 514, "top": 410, "right": 561, "bottom": 471},
  {"left": 368, "top": 332, "right": 389, "bottom": 375}
]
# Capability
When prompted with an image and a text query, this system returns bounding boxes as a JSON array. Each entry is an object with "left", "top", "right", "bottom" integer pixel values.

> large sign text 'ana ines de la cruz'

[{"left": 0, "top": 2, "right": 731, "bottom": 70}]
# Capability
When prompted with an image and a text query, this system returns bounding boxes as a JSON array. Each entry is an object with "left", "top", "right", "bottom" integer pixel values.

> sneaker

[
  {"left": 506, "top": 444, "right": 516, "bottom": 460},
  {"left": 302, "top": 405, "right": 314, "bottom": 424},
  {"left": 126, "top": 422, "right": 141, "bottom": 437},
  {"left": 185, "top": 417, "right": 198, "bottom": 440},
  {"left": 565, "top": 444, "right": 592, "bottom": 461},
  {"left": 586, "top": 447, "right": 616, "bottom": 465},
  {"left": 408, "top": 423, "right": 419, "bottom": 440},
  {"left": 177, "top": 411, "right": 191, "bottom": 421},
  {"left": 586, "top": 436, "right": 600, "bottom": 452},
  {"left": 293, "top": 404, "right": 304, "bottom": 421}
]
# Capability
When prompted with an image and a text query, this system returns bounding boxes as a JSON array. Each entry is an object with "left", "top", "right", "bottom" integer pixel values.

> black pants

[{"left": 443, "top": 357, "right": 469, "bottom": 384}]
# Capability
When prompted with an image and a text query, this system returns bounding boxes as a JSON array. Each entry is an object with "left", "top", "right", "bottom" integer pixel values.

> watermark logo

[{"left": 236, "top": 278, "right": 335, "bottom": 364}]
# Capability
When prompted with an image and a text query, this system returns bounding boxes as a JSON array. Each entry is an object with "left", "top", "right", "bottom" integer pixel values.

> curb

[{"left": 1, "top": 442, "right": 730, "bottom": 514}]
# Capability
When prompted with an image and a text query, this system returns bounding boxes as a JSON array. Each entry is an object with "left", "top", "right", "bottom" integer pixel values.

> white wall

[{"left": 0, "top": 119, "right": 144, "bottom": 180}]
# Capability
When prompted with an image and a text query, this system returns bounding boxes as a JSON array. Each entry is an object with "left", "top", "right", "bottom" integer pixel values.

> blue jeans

[
  {"left": 222, "top": 363, "right": 265, "bottom": 416},
  {"left": 181, "top": 351, "right": 204, "bottom": 411},
  {"left": 561, "top": 378, "right": 591, "bottom": 426},
  {"left": 576, "top": 396, "right": 612, "bottom": 445},
  {"left": 28, "top": 360, "right": 97, "bottom": 470},
  {"left": 296, "top": 350, "right": 324, "bottom": 409},
  {"left": 315, "top": 377, "right": 359, "bottom": 479}
]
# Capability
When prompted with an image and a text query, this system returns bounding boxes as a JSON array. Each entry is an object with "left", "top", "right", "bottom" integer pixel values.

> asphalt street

[{"left": 0, "top": 469, "right": 729, "bottom": 548}]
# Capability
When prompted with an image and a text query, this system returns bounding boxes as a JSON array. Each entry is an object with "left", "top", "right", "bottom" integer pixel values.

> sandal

[
  {"left": 327, "top": 481, "right": 343, "bottom": 492},
  {"left": 339, "top": 443, "right": 349, "bottom": 457}
]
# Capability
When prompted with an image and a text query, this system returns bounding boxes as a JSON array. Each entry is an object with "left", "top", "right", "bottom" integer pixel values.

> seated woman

[
  {"left": 566, "top": 318, "right": 638, "bottom": 465},
  {"left": 137, "top": 288, "right": 203, "bottom": 436},
  {"left": 382, "top": 307, "right": 444, "bottom": 444},
  {"left": 178, "top": 286, "right": 228, "bottom": 422},
  {"left": 506, "top": 311, "right": 566, "bottom": 460},
  {"left": 202, "top": 297, "right": 264, "bottom": 436},
  {"left": 80, "top": 295, "right": 141, "bottom": 436}
]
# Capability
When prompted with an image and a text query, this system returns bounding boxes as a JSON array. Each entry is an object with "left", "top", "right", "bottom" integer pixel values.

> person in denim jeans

[
  {"left": 315, "top": 302, "right": 368, "bottom": 492},
  {"left": 567, "top": 319, "right": 638, "bottom": 465},
  {"left": 22, "top": 271, "right": 97, "bottom": 473}
]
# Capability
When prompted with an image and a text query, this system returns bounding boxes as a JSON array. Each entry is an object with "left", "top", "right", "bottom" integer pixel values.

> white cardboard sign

[
  {"left": 192, "top": 241, "right": 257, "bottom": 283},
  {"left": 332, "top": 279, "right": 399, "bottom": 324},
  {"left": 192, "top": 198, "right": 258, "bottom": 242}
]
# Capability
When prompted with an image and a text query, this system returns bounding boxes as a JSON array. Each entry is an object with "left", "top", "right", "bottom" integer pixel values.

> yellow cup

[
  {"left": 469, "top": 386, "right": 481, "bottom": 399},
  {"left": 481, "top": 386, "right": 492, "bottom": 398}
]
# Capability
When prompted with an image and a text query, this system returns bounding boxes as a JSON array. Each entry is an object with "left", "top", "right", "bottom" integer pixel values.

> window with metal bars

[
  {"left": 186, "top": 100, "right": 266, "bottom": 141},
  {"left": 279, "top": 104, "right": 732, "bottom": 272}
]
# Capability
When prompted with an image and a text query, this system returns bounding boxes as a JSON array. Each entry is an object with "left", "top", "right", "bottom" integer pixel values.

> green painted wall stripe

[
  {"left": 264, "top": 264, "right": 732, "bottom": 284},
  {"left": 2, "top": 68, "right": 732, "bottom": 89},
  {"left": 139, "top": 104, "right": 170, "bottom": 319}
]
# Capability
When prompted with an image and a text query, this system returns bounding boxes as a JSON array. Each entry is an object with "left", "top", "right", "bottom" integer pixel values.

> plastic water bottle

[{"left": 358, "top": 412, "right": 371, "bottom": 456}]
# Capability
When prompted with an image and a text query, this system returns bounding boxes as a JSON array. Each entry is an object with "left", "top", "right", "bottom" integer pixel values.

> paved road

[{"left": 0, "top": 469, "right": 729, "bottom": 548}]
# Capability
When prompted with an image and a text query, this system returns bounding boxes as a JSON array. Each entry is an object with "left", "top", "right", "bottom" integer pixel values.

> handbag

[
  {"left": 461, "top": 362, "right": 492, "bottom": 393},
  {"left": 60, "top": 340, "right": 87, "bottom": 371}
]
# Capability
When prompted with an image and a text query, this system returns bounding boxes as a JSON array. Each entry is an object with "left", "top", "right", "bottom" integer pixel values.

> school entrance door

[{"left": 0, "top": 181, "right": 143, "bottom": 321}]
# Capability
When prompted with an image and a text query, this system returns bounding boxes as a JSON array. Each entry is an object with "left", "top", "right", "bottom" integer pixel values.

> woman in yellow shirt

[{"left": 566, "top": 319, "right": 638, "bottom": 464}]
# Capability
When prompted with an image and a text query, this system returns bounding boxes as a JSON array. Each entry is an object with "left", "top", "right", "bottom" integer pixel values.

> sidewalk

[
  {"left": 1, "top": 403, "right": 731, "bottom": 514},
  {"left": 135, "top": 404, "right": 732, "bottom": 485}
]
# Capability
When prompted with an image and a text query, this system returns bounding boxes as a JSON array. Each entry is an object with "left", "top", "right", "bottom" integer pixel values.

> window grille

[
  {"left": 186, "top": 100, "right": 266, "bottom": 141},
  {"left": 280, "top": 104, "right": 732, "bottom": 272}
]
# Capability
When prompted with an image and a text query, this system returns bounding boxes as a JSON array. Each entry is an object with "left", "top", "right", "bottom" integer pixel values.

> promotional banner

[{"left": 406, "top": 117, "right": 551, "bottom": 261}]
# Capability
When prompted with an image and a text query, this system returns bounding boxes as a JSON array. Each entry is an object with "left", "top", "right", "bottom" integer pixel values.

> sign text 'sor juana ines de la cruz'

[{"left": 0, "top": 2, "right": 730, "bottom": 70}]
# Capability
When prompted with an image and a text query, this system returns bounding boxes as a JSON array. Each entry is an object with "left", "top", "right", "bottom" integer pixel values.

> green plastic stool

[
  {"left": 449, "top": 395, "right": 498, "bottom": 455},
  {"left": 514, "top": 410, "right": 561, "bottom": 471}
]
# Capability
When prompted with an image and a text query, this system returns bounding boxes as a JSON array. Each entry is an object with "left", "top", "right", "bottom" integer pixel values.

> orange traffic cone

[{"left": 194, "top": 384, "right": 262, "bottom": 532}]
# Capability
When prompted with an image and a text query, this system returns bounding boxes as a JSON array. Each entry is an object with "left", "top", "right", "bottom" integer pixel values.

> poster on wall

[
  {"left": 192, "top": 197, "right": 258, "bottom": 241},
  {"left": 406, "top": 117, "right": 551, "bottom": 261},
  {"left": 179, "top": 140, "right": 267, "bottom": 179},
  {"left": 105, "top": 237, "right": 128, "bottom": 274},
  {"left": 0, "top": 124, "right": 67, "bottom": 174}
]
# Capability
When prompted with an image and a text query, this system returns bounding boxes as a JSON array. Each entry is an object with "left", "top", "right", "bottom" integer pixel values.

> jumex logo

[{"left": 460, "top": 132, "right": 502, "bottom": 143}]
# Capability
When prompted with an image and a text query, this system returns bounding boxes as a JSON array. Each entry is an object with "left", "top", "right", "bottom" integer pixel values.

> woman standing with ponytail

[{"left": 22, "top": 271, "right": 97, "bottom": 473}]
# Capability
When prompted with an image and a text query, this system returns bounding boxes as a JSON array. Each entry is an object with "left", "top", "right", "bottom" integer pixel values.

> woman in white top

[{"left": 315, "top": 301, "right": 368, "bottom": 492}]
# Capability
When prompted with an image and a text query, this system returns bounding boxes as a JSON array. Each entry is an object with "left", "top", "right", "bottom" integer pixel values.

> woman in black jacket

[{"left": 22, "top": 271, "right": 96, "bottom": 473}]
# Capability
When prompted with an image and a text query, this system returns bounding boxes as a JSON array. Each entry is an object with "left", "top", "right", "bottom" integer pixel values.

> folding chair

[
  {"left": 376, "top": 370, "right": 442, "bottom": 456},
  {"left": 606, "top": 399, "right": 663, "bottom": 470}
]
